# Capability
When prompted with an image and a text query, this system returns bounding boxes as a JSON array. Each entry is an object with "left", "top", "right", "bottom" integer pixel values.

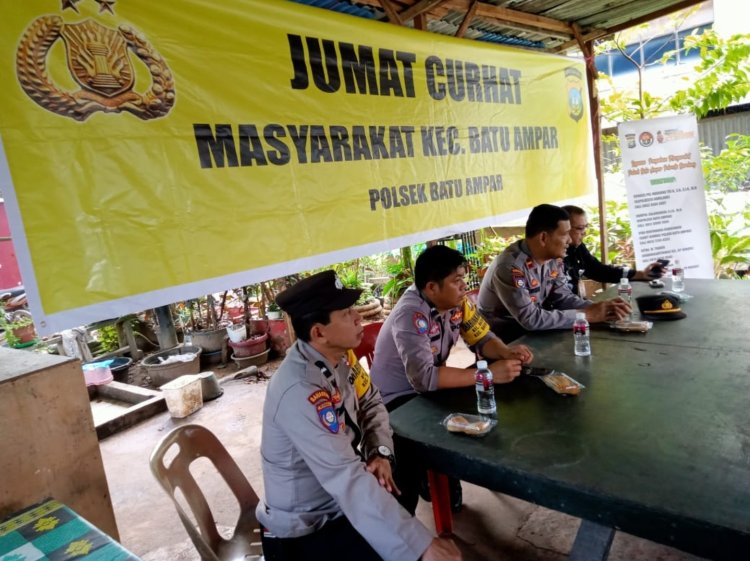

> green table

[
  {"left": 0, "top": 499, "right": 141, "bottom": 561},
  {"left": 389, "top": 279, "right": 750, "bottom": 560}
]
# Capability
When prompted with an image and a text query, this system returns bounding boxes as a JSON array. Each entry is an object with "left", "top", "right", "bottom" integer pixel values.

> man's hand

[
  {"left": 633, "top": 262, "right": 664, "bottom": 281},
  {"left": 366, "top": 456, "right": 400, "bottom": 496},
  {"left": 502, "top": 344, "right": 534, "bottom": 364},
  {"left": 584, "top": 299, "right": 631, "bottom": 323},
  {"left": 423, "top": 537, "right": 462, "bottom": 561},
  {"left": 487, "top": 358, "right": 522, "bottom": 383}
]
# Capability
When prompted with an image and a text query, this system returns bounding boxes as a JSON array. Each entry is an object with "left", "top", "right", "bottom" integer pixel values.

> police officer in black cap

[{"left": 256, "top": 270, "right": 461, "bottom": 561}]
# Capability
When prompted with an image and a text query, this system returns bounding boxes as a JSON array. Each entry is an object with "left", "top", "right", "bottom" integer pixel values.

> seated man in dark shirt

[{"left": 562, "top": 205, "right": 665, "bottom": 296}]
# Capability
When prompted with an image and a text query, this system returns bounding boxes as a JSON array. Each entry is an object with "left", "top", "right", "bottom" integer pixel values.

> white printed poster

[{"left": 618, "top": 114, "right": 713, "bottom": 278}]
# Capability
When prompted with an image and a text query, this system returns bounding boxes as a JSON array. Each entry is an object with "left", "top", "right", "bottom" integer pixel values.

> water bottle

[
  {"left": 184, "top": 329, "right": 192, "bottom": 347},
  {"left": 671, "top": 259, "right": 685, "bottom": 292},
  {"left": 617, "top": 277, "right": 633, "bottom": 320},
  {"left": 573, "top": 313, "right": 591, "bottom": 357},
  {"left": 475, "top": 360, "right": 496, "bottom": 415}
]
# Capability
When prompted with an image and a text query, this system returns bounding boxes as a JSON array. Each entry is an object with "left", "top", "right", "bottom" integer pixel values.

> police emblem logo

[
  {"left": 16, "top": 0, "right": 175, "bottom": 121},
  {"left": 413, "top": 312, "right": 429, "bottom": 334},
  {"left": 639, "top": 132, "right": 654, "bottom": 147},
  {"left": 428, "top": 322, "right": 440, "bottom": 336},
  {"left": 450, "top": 309, "right": 462, "bottom": 324},
  {"left": 315, "top": 401, "right": 339, "bottom": 434},
  {"left": 564, "top": 67, "right": 584, "bottom": 122},
  {"left": 515, "top": 278, "right": 525, "bottom": 288}
]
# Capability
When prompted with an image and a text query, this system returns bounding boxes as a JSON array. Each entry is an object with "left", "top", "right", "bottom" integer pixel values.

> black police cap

[
  {"left": 636, "top": 293, "right": 686, "bottom": 321},
  {"left": 275, "top": 270, "right": 362, "bottom": 318}
]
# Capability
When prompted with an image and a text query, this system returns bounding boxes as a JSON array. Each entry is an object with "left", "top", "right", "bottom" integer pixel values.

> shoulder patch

[
  {"left": 413, "top": 312, "right": 429, "bottom": 334},
  {"left": 308, "top": 389, "right": 331, "bottom": 404},
  {"left": 315, "top": 400, "right": 339, "bottom": 433}
]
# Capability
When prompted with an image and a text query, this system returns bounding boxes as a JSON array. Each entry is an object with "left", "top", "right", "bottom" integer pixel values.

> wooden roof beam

[
  {"left": 455, "top": 0, "right": 479, "bottom": 38},
  {"left": 377, "top": 0, "right": 404, "bottom": 25}
]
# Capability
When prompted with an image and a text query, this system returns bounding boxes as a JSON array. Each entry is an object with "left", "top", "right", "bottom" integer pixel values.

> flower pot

[
  {"left": 267, "top": 310, "right": 282, "bottom": 320},
  {"left": 267, "top": 319, "right": 292, "bottom": 357},
  {"left": 10, "top": 323, "right": 36, "bottom": 346},
  {"left": 191, "top": 327, "right": 227, "bottom": 353},
  {"left": 231, "top": 349, "right": 270, "bottom": 369},
  {"left": 228, "top": 332, "right": 268, "bottom": 358}
]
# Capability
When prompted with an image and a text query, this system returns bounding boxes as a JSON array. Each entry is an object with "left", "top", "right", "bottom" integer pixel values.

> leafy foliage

[{"left": 669, "top": 31, "right": 750, "bottom": 117}]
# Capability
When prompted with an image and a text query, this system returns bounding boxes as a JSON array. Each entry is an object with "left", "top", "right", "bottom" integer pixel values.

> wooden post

[
  {"left": 573, "top": 25, "right": 608, "bottom": 264},
  {"left": 154, "top": 305, "right": 178, "bottom": 350}
]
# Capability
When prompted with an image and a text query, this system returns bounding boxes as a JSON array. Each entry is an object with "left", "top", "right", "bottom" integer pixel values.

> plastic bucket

[
  {"left": 160, "top": 374, "right": 203, "bottom": 418},
  {"left": 226, "top": 323, "right": 247, "bottom": 343}
]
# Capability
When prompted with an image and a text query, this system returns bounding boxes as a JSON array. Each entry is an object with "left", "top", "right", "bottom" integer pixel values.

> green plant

[
  {"left": 96, "top": 325, "right": 120, "bottom": 353},
  {"left": 0, "top": 309, "right": 35, "bottom": 348},
  {"left": 267, "top": 301, "right": 281, "bottom": 312}
]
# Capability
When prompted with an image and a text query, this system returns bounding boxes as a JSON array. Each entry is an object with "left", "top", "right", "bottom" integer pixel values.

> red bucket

[{"left": 228, "top": 332, "right": 268, "bottom": 357}]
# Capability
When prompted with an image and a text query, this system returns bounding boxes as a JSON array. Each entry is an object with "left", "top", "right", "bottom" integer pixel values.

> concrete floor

[{"left": 99, "top": 343, "right": 707, "bottom": 561}]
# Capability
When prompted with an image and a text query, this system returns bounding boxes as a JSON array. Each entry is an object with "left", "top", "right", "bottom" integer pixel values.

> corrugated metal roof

[{"left": 291, "top": 0, "right": 708, "bottom": 52}]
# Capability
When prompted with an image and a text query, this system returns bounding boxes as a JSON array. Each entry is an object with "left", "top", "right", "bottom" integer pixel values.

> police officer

[
  {"left": 562, "top": 204, "right": 665, "bottom": 296},
  {"left": 257, "top": 270, "right": 461, "bottom": 561},
  {"left": 370, "top": 245, "right": 533, "bottom": 513},
  {"left": 477, "top": 204, "right": 631, "bottom": 342}
]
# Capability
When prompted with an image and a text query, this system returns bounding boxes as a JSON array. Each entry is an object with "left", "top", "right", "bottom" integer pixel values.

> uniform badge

[
  {"left": 413, "top": 312, "right": 429, "bottom": 334},
  {"left": 515, "top": 277, "right": 525, "bottom": 288},
  {"left": 307, "top": 389, "right": 331, "bottom": 404},
  {"left": 450, "top": 309, "right": 463, "bottom": 324},
  {"left": 428, "top": 322, "right": 440, "bottom": 336},
  {"left": 431, "top": 345, "right": 439, "bottom": 354},
  {"left": 530, "top": 295, "right": 537, "bottom": 303},
  {"left": 316, "top": 400, "right": 339, "bottom": 434},
  {"left": 525, "top": 258, "right": 534, "bottom": 269},
  {"left": 550, "top": 270, "right": 559, "bottom": 279},
  {"left": 531, "top": 278, "right": 539, "bottom": 288},
  {"left": 16, "top": 3, "right": 175, "bottom": 121}
]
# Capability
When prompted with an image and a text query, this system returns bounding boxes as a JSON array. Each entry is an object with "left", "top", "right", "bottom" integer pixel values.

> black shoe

[{"left": 449, "top": 479, "right": 463, "bottom": 513}]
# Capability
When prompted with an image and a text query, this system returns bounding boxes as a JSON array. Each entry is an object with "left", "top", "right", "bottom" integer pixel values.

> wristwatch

[{"left": 372, "top": 445, "right": 395, "bottom": 465}]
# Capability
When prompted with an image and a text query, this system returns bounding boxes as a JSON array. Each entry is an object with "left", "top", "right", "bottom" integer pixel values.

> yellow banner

[{"left": 0, "top": 0, "right": 594, "bottom": 334}]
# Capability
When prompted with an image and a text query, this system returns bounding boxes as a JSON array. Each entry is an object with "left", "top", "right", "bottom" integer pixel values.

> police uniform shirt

[
  {"left": 369, "top": 285, "right": 495, "bottom": 405},
  {"left": 256, "top": 339, "right": 433, "bottom": 561},
  {"left": 477, "top": 239, "right": 590, "bottom": 330},
  {"left": 565, "top": 243, "right": 631, "bottom": 295}
]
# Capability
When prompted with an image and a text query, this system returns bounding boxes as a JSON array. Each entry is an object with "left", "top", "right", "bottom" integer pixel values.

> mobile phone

[
  {"left": 649, "top": 258, "right": 670, "bottom": 277},
  {"left": 649, "top": 279, "right": 664, "bottom": 288},
  {"left": 521, "top": 366, "right": 555, "bottom": 377}
]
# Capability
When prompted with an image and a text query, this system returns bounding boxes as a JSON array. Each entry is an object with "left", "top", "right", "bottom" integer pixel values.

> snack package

[
  {"left": 611, "top": 320, "right": 653, "bottom": 333},
  {"left": 539, "top": 371, "right": 585, "bottom": 396},
  {"left": 442, "top": 413, "right": 496, "bottom": 436}
]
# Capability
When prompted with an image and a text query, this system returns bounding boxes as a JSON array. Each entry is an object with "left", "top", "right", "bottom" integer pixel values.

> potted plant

[
  {"left": 266, "top": 301, "right": 282, "bottom": 320},
  {"left": 0, "top": 309, "right": 37, "bottom": 348}
]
